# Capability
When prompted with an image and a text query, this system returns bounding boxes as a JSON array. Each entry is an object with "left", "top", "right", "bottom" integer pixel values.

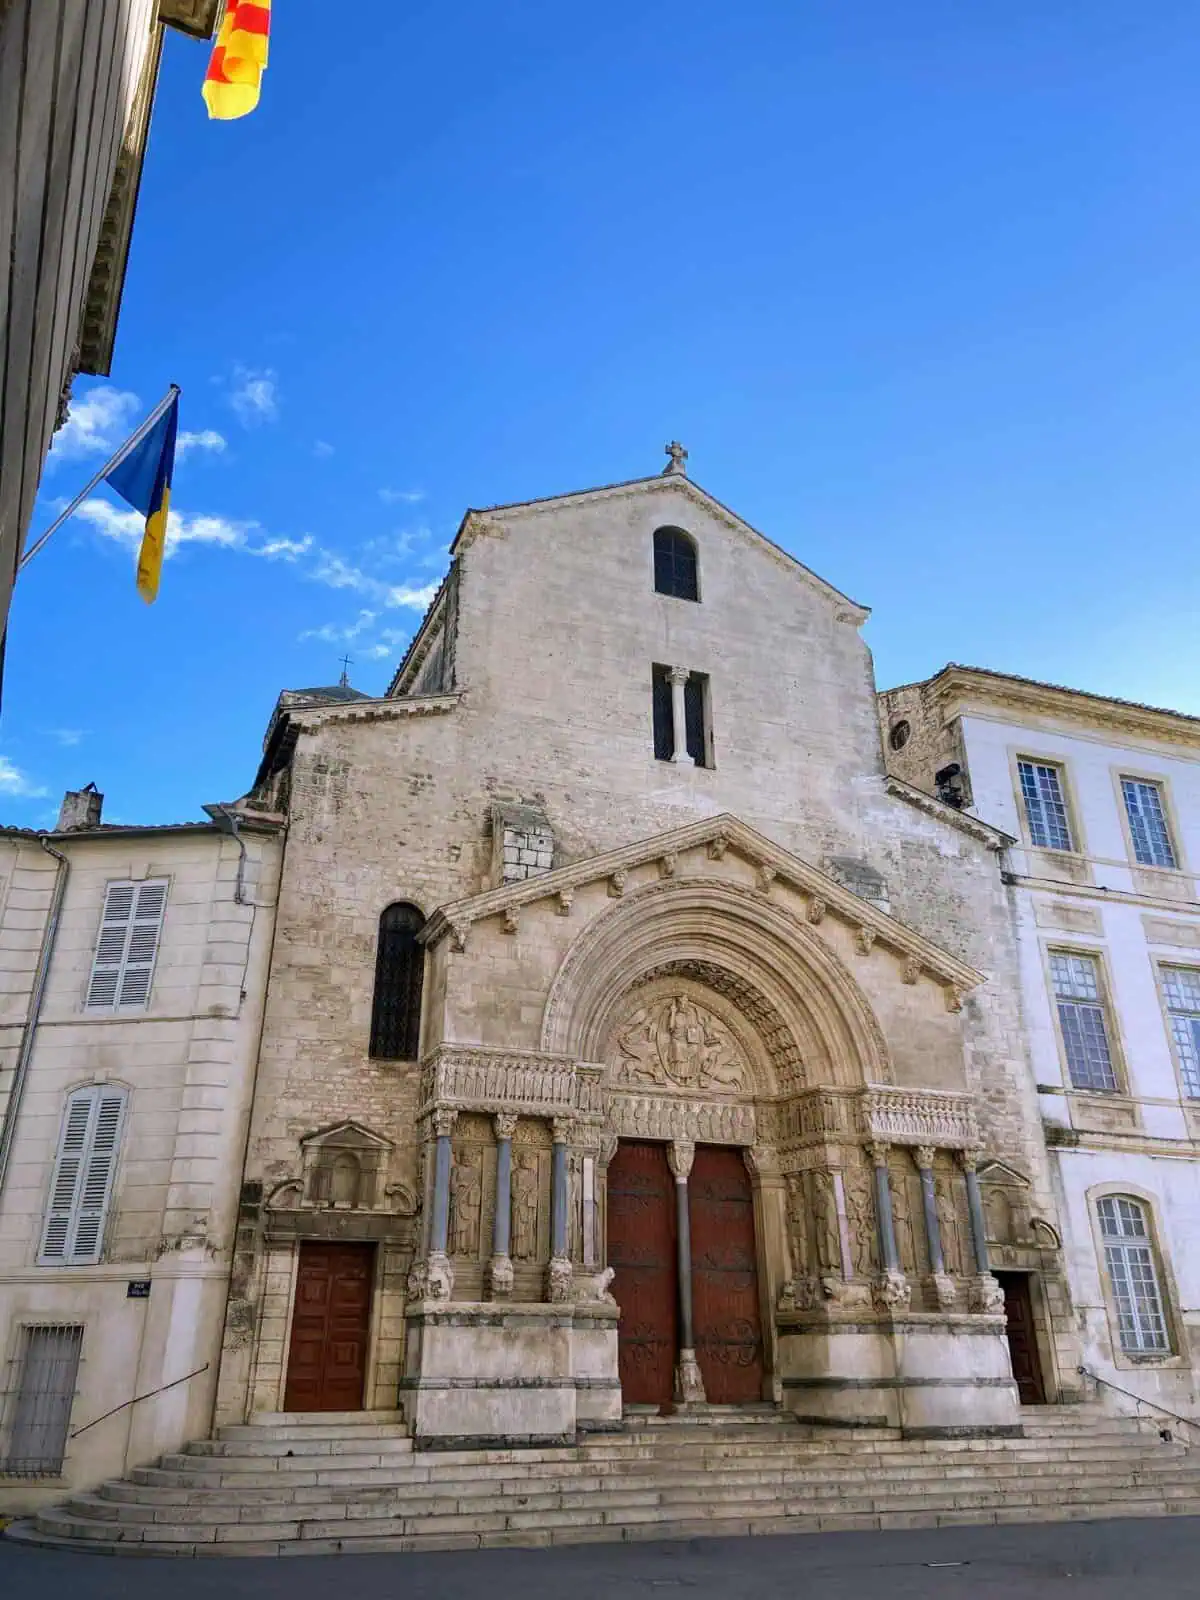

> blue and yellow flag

[{"left": 105, "top": 388, "right": 179, "bottom": 604}]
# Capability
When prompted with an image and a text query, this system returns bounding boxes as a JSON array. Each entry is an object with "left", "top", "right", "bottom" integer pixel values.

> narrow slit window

[
  {"left": 684, "top": 673, "right": 711, "bottom": 768},
  {"left": 652, "top": 664, "right": 674, "bottom": 761},
  {"left": 653, "top": 527, "right": 699, "bottom": 601},
  {"left": 368, "top": 903, "right": 425, "bottom": 1060}
]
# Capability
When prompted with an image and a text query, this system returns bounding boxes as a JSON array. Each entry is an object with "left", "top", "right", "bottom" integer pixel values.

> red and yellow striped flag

[{"left": 202, "top": 1, "right": 271, "bottom": 121}]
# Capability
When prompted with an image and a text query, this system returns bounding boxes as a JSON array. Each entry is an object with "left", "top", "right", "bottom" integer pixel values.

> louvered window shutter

[
  {"left": 86, "top": 880, "right": 167, "bottom": 1010},
  {"left": 40, "top": 1088, "right": 126, "bottom": 1264}
]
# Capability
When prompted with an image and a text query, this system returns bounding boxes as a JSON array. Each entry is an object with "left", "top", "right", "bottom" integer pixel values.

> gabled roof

[
  {"left": 450, "top": 472, "right": 870, "bottom": 623},
  {"left": 422, "top": 811, "right": 983, "bottom": 993}
]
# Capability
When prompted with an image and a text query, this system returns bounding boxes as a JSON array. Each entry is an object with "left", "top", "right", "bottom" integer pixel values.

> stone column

[
  {"left": 915, "top": 1146, "right": 944, "bottom": 1274},
  {"left": 408, "top": 1107, "right": 456, "bottom": 1300},
  {"left": 488, "top": 1112, "right": 517, "bottom": 1299},
  {"left": 960, "top": 1149, "right": 1004, "bottom": 1313},
  {"left": 916, "top": 1145, "right": 956, "bottom": 1310},
  {"left": 667, "top": 667, "right": 693, "bottom": 765},
  {"left": 546, "top": 1118, "right": 573, "bottom": 1302},
  {"left": 668, "top": 1140, "right": 705, "bottom": 1404},
  {"left": 870, "top": 1142, "right": 910, "bottom": 1311}
]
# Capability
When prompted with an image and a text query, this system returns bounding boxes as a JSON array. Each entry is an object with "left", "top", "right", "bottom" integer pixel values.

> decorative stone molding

[
  {"left": 502, "top": 907, "right": 520, "bottom": 935},
  {"left": 494, "top": 1111, "right": 519, "bottom": 1141},
  {"left": 408, "top": 1252, "right": 454, "bottom": 1301},
  {"left": 944, "top": 986, "right": 965, "bottom": 1013},
  {"left": 551, "top": 1116, "right": 575, "bottom": 1144},
  {"left": 659, "top": 853, "right": 679, "bottom": 879},
  {"left": 755, "top": 864, "right": 777, "bottom": 894},
  {"left": 807, "top": 896, "right": 827, "bottom": 925},
  {"left": 855, "top": 926, "right": 877, "bottom": 956},
  {"left": 556, "top": 888, "right": 574, "bottom": 916},
  {"left": 609, "top": 1095, "right": 755, "bottom": 1146},
  {"left": 872, "top": 1270, "right": 912, "bottom": 1312},
  {"left": 862, "top": 1088, "right": 979, "bottom": 1150},
  {"left": 431, "top": 1107, "right": 459, "bottom": 1138},
  {"left": 903, "top": 958, "right": 921, "bottom": 985},
  {"left": 931, "top": 1273, "right": 958, "bottom": 1310},
  {"left": 914, "top": 1145, "right": 937, "bottom": 1171},
  {"left": 708, "top": 833, "right": 729, "bottom": 861},
  {"left": 546, "top": 1255, "right": 574, "bottom": 1303},
  {"left": 449, "top": 920, "right": 471, "bottom": 953},
  {"left": 420, "top": 1046, "right": 588, "bottom": 1119}
]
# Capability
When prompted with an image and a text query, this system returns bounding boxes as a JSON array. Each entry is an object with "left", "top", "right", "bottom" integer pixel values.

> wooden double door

[
  {"left": 607, "top": 1141, "right": 764, "bottom": 1408},
  {"left": 284, "top": 1242, "right": 375, "bottom": 1412}
]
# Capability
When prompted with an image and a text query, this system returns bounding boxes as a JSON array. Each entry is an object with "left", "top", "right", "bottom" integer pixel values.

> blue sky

[{"left": 7, "top": 2, "right": 1200, "bottom": 826}]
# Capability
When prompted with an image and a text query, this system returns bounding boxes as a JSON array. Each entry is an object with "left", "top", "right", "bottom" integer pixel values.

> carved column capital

[
  {"left": 667, "top": 1140, "right": 695, "bottom": 1181},
  {"left": 914, "top": 1145, "right": 937, "bottom": 1172},
  {"left": 957, "top": 1147, "right": 981, "bottom": 1173},
  {"left": 551, "top": 1116, "right": 574, "bottom": 1146},
  {"left": 868, "top": 1140, "right": 891, "bottom": 1168},
  {"left": 431, "top": 1106, "right": 458, "bottom": 1139},
  {"left": 666, "top": 665, "right": 691, "bottom": 688},
  {"left": 494, "top": 1112, "right": 518, "bottom": 1141}
]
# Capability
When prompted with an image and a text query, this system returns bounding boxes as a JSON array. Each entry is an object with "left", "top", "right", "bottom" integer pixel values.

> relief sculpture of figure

[
  {"left": 785, "top": 1175, "right": 810, "bottom": 1278},
  {"left": 568, "top": 1153, "right": 582, "bottom": 1261},
  {"left": 844, "top": 1166, "right": 875, "bottom": 1278},
  {"left": 891, "top": 1168, "right": 917, "bottom": 1276},
  {"left": 936, "top": 1177, "right": 964, "bottom": 1275},
  {"left": 448, "top": 1146, "right": 482, "bottom": 1258},
  {"left": 511, "top": 1150, "right": 540, "bottom": 1261},
  {"left": 813, "top": 1170, "right": 841, "bottom": 1274}
]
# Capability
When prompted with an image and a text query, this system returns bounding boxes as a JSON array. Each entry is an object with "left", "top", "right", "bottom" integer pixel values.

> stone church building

[{"left": 208, "top": 448, "right": 1078, "bottom": 1447}]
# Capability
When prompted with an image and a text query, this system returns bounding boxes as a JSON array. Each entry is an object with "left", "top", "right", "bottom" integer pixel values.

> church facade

[{"left": 215, "top": 454, "right": 1079, "bottom": 1444}]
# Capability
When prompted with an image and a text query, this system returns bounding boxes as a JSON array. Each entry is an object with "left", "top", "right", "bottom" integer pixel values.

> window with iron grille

[
  {"left": 86, "top": 879, "right": 168, "bottom": 1010},
  {"left": 652, "top": 527, "right": 699, "bottom": 601},
  {"left": 1, "top": 1324, "right": 83, "bottom": 1476},
  {"left": 1097, "top": 1197, "right": 1170, "bottom": 1355},
  {"left": 1050, "top": 951, "right": 1118, "bottom": 1092},
  {"left": 1161, "top": 966, "right": 1200, "bottom": 1100},
  {"left": 1018, "top": 759, "right": 1073, "bottom": 851},
  {"left": 651, "top": 664, "right": 674, "bottom": 760},
  {"left": 1121, "top": 778, "right": 1177, "bottom": 869},
  {"left": 368, "top": 903, "right": 425, "bottom": 1060},
  {"left": 39, "top": 1087, "right": 127, "bottom": 1264}
]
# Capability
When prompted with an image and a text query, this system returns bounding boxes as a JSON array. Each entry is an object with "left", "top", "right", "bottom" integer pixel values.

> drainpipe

[
  {"left": 0, "top": 836, "right": 70, "bottom": 1201},
  {"left": 203, "top": 803, "right": 247, "bottom": 905}
]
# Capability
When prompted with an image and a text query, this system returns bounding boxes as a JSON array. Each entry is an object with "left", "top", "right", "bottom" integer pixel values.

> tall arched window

[
  {"left": 369, "top": 902, "right": 425, "bottom": 1060},
  {"left": 653, "top": 527, "right": 700, "bottom": 601},
  {"left": 1097, "top": 1196, "right": 1170, "bottom": 1354}
]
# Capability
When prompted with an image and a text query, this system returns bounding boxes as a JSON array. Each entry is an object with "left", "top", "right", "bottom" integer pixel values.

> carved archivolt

[{"left": 540, "top": 878, "right": 894, "bottom": 1090}]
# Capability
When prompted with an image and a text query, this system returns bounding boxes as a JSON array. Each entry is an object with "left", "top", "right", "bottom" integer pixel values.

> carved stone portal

[{"left": 613, "top": 993, "right": 749, "bottom": 1093}]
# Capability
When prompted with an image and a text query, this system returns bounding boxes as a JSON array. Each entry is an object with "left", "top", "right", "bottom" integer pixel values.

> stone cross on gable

[
  {"left": 663, "top": 440, "right": 688, "bottom": 477},
  {"left": 338, "top": 654, "right": 352, "bottom": 687}
]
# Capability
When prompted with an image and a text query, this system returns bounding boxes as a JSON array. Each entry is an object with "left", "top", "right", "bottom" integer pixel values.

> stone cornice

[
  {"left": 884, "top": 775, "right": 1014, "bottom": 850},
  {"left": 926, "top": 665, "right": 1200, "bottom": 754},
  {"left": 289, "top": 692, "right": 461, "bottom": 731},
  {"left": 421, "top": 812, "right": 983, "bottom": 993},
  {"left": 447, "top": 475, "right": 869, "bottom": 624}
]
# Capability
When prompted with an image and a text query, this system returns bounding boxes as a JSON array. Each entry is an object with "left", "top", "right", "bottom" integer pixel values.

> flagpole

[{"left": 18, "top": 385, "right": 180, "bottom": 573}]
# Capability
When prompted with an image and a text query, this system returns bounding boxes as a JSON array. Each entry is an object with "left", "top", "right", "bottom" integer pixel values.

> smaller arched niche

[{"left": 653, "top": 526, "right": 700, "bottom": 602}]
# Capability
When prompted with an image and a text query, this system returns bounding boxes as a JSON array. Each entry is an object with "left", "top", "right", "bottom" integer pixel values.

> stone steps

[{"left": 10, "top": 1407, "right": 1200, "bottom": 1557}]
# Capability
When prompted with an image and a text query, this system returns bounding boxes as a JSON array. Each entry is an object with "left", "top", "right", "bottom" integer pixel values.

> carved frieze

[
  {"left": 420, "top": 1046, "right": 592, "bottom": 1118},
  {"left": 861, "top": 1087, "right": 978, "bottom": 1149},
  {"left": 609, "top": 1095, "right": 756, "bottom": 1146}
]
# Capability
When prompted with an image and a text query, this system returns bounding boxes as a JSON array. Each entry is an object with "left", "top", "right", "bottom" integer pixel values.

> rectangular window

[
  {"left": 1161, "top": 966, "right": 1200, "bottom": 1100},
  {"left": 684, "top": 672, "right": 711, "bottom": 769},
  {"left": 651, "top": 664, "right": 674, "bottom": 761},
  {"left": 1018, "top": 759, "right": 1073, "bottom": 851},
  {"left": 1, "top": 1325, "right": 83, "bottom": 1476},
  {"left": 1121, "top": 778, "right": 1177, "bottom": 869},
  {"left": 86, "top": 879, "right": 168, "bottom": 1010},
  {"left": 39, "top": 1088, "right": 127, "bottom": 1265},
  {"left": 1097, "top": 1197, "right": 1170, "bottom": 1355},
  {"left": 1050, "top": 951, "right": 1118, "bottom": 1092}
]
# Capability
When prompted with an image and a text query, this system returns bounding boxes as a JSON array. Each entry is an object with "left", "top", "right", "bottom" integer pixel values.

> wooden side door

[
  {"left": 997, "top": 1271, "right": 1047, "bottom": 1406},
  {"left": 607, "top": 1140, "right": 677, "bottom": 1408},
  {"left": 284, "top": 1242, "right": 374, "bottom": 1412},
  {"left": 689, "top": 1145, "right": 765, "bottom": 1404}
]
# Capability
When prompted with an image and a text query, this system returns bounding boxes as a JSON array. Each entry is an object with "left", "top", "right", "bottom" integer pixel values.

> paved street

[{"left": 4, "top": 1517, "right": 1200, "bottom": 1599}]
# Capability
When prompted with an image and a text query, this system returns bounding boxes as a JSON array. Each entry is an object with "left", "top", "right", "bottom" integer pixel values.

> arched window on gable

[
  {"left": 369, "top": 902, "right": 425, "bottom": 1060},
  {"left": 653, "top": 527, "right": 700, "bottom": 602},
  {"left": 1097, "top": 1195, "right": 1171, "bottom": 1354}
]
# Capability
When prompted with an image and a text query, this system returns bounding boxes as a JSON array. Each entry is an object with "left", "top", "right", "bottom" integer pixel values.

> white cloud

[
  {"left": 76, "top": 498, "right": 249, "bottom": 556},
  {"left": 49, "top": 386, "right": 140, "bottom": 463},
  {"left": 48, "top": 729, "right": 84, "bottom": 747},
  {"left": 299, "top": 610, "right": 377, "bottom": 645},
  {"left": 0, "top": 758, "right": 48, "bottom": 799},
  {"left": 313, "top": 440, "right": 335, "bottom": 459},
  {"left": 176, "top": 428, "right": 227, "bottom": 459},
  {"left": 378, "top": 487, "right": 425, "bottom": 505},
  {"left": 253, "top": 534, "right": 313, "bottom": 561},
  {"left": 229, "top": 365, "right": 279, "bottom": 425},
  {"left": 386, "top": 582, "right": 439, "bottom": 610}
]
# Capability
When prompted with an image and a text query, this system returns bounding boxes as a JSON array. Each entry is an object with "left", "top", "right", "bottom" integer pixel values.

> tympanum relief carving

[{"left": 613, "top": 993, "right": 750, "bottom": 1093}]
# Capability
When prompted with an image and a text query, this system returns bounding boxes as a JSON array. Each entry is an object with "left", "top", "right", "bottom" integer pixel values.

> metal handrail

[
  {"left": 1077, "top": 1363, "right": 1200, "bottom": 1445},
  {"left": 69, "top": 1362, "right": 210, "bottom": 1439}
]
